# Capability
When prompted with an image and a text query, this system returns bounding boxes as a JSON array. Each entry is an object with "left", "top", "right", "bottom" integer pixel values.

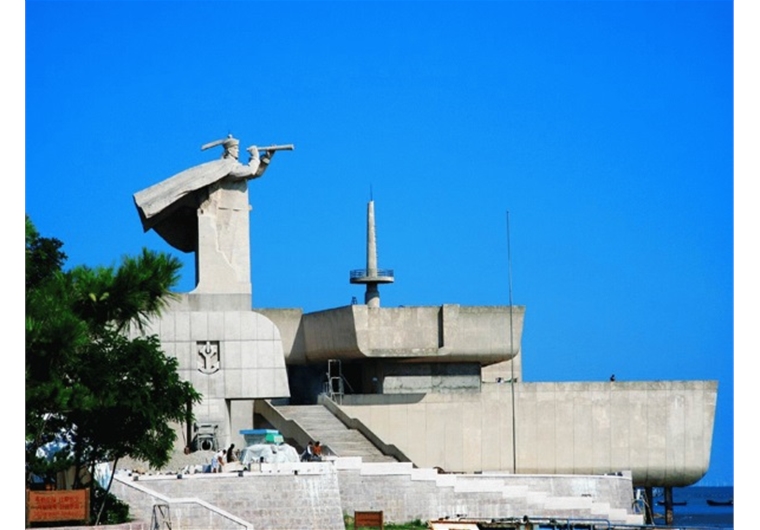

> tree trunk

[{"left": 94, "top": 457, "right": 119, "bottom": 526}]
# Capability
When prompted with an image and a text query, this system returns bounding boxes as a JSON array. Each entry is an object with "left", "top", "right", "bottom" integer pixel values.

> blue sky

[{"left": 24, "top": 1, "right": 736, "bottom": 487}]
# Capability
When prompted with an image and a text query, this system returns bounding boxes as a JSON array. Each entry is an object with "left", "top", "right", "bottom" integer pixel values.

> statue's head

[{"left": 222, "top": 136, "right": 240, "bottom": 160}]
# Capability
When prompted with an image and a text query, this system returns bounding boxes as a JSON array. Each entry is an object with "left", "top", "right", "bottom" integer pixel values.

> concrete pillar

[
  {"left": 365, "top": 283, "right": 380, "bottom": 308},
  {"left": 366, "top": 200, "right": 377, "bottom": 277},
  {"left": 365, "top": 200, "right": 380, "bottom": 307}
]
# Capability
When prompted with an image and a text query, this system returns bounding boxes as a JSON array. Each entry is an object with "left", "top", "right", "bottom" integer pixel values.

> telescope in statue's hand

[
  {"left": 250, "top": 144, "right": 295, "bottom": 152},
  {"left": 200, "top": 135, "right": 295, "bottom": 153}
]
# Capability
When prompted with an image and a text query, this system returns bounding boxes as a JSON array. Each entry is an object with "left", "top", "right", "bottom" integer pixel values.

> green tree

[{"left": 25, "top": 216, "right": 202, "bottom": 523}]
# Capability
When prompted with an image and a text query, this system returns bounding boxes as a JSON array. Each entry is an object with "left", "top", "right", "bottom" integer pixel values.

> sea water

[{"left": 651, "top": 486, "right": 733, "bottom": 529}]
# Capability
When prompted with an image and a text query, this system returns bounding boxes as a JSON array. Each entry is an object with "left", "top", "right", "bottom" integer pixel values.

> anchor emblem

[{"left": 197, "top": 341, "right": 221, "bottom": 374}]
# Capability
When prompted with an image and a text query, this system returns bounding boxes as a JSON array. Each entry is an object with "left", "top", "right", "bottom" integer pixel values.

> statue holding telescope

[{"left": 133, "top": 134, "right": 293, "bottom": 296}]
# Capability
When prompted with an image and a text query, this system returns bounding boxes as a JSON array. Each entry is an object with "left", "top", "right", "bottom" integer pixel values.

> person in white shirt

[{"left": 211, "top": 448, "right": 227, "bottom": 472}]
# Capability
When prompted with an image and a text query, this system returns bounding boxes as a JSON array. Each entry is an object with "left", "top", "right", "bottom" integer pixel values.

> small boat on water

[
  {"left": 706, "top": 498, "right": 733, "bottom": 507},
  {"left": 657, "top": 500, "right": 687, "bottom": 506}
]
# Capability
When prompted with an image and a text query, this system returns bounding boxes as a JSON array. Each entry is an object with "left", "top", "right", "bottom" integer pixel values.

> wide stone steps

[
  {"left": 113, "top": 458, "right": 645, "bottom": 529},
  {"left": 335, "top": 459, "right": 645, "bottom": 526},
  {"left": 274, "top": 404, "right": 398, "bottom": 463}
]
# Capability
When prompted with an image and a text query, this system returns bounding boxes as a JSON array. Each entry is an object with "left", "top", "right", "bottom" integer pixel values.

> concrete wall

[
  {"left": 336, "top": 381, "right": 717, "bottom": 487},
  {"left": 266, "top": 304, "right": 525, "bottom": 365},
  {"left": 111, "top": 468, "right": 345, "bottom": 530},
  {"left": 136, "top": 300, "right": 527, "bottom": 447},
  {"left": 440, "top": 305, "right": 524, "bottom": 358},
  {"left": 381, "top": 362, "right": 482, "bottom": 394},
  {"left": 302, "top": 306, "right": 364, "bottom": 360},
  {"left": 107, "top": 460, "right": 641, "bottom": 529},
  {"left": 137, "top": 295, "right": 291, "bottom": 447},
  {"left": 256, "top": 308, "right": 305, "bottom": 363},
  {"left": 481, "top": 354, "right": 523, "bottom": 385}
]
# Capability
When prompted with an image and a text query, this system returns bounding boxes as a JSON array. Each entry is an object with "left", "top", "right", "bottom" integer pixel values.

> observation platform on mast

[{"left": 349, "top": 268, "right": 395, "bottom": 284}]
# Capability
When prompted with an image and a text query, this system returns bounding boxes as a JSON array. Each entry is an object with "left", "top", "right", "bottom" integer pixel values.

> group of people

[
  {"left": 210, "top": 440, "right": 322, "bottom": 470},
  {"left": 210, "top": 443, "right": 239, "bottom": 472},
  {"left": 300, "top": 440, "right": 323, "bottom": 462}
]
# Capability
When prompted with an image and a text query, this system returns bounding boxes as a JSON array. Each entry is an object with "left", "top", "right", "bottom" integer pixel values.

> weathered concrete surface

[
  {"left": 133, "top": 135, "right": 286, "bottom": 296},
  {"left": 256, "top": 308, "right": 306, "bottom": 363},
  {"left": 136, "top": 296, "right": 715, "bottom": 489},
  {"left": 134, "top": 294, "right": 291, "bottom": 447},
  {"left": 260, "top": 304, "right": 525, "bottom": 365},
  {"left": 334, "top": 459, "right": 641, "bottom": 525},
  {"left": 108, "top": 459, "right": 642, "bottom": 529},
  {"left": 336, "top": 381, "right": 717, "bottom": 487},
  {"left": 112, "top": 467, "right": 344, "bottom": 530},
  {"left": 193, "top": 178, "right": 254, "bottom": 295}
]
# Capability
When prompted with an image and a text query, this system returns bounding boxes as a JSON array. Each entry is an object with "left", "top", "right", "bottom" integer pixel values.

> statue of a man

[
  {"left": 133, "top": 135, "right": 290, "bottom": 295},
  {"left": 205, "top": 134, "right": 277, "bottom": 180}
]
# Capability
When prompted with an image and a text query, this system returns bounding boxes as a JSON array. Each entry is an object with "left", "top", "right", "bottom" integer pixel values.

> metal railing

[
  {"left": 151, "top": 504, "right": 171, "bottom": 530},
  {"left": 349, "top": 268, "right": 394, "bottom": 279},
  {"left": 116, "top": 474, "right": 254, "bottom": 530}
]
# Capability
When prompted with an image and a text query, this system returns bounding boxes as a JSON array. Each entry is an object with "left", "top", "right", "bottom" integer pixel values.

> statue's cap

[
  {"left": 202, "top": 134, "right": 239, "bottom": 151},
  {"left": 223, "top": 136, "right": 240, "bottom": 148}
]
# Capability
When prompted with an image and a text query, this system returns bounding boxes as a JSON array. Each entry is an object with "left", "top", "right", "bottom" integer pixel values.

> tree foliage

[{"left": 25, "top": 215, "right": 202, "bottom": 494}]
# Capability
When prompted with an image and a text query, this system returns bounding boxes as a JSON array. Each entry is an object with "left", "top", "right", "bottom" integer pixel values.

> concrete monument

[
  {"left": 131, "top": 135, "right": 294, "bottom": 449},
  {"left": 134, "top": 135, "right": 293, "bottom": 295},
  {"left": 131, "top": 136, "right": 716, "bottom": 507}
]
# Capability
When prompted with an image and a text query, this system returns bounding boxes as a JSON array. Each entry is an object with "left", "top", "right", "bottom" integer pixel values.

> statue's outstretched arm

[
  {"left": 247, "top": 144, "right": 293, "bottom": 178},
  {"left": 227, "top": 143, "right": 293, "bottom": 179},
  {"left": 255, "top": 150, "right": 275, "bottom": 177}
]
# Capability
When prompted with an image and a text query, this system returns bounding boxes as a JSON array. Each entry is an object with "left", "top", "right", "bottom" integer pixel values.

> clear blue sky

[{"left": 25, "top": 1, "right": 735, "bottom": 487}]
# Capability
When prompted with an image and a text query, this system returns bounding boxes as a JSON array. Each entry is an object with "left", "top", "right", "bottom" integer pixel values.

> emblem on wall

[{"left": 197, "top": 341, "right": 221, "bottom": 374}]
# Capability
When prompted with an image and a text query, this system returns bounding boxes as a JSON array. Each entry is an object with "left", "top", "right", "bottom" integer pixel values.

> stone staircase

[
  {"left": 273, "top": 404, "right": 399, "bottom": 463},
  {"left": 334, "top": 459, "right": 646, "bottom": 526},
  {"left": 112, "top": 458, "right": 645, "bottom": 529}
]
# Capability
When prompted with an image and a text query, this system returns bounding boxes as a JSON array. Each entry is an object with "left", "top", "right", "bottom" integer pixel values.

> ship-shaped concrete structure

[{"left": 127, "top": 136, "right": 717, "bottom": 528}]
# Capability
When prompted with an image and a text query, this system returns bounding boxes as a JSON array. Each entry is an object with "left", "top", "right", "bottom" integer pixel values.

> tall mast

[
  {"left": 350, "top": 198, "right": 394, "bottom": 307},
  {"left": 366, "top": 200, "right": 378, "bottom": 278}
]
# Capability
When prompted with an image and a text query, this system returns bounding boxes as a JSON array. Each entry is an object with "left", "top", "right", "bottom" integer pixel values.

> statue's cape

[
  {"left": 134, "top": 158, "right": 236, "bottom": 222},
  {"left": 133, "top": 158, "right": 237, "bottom": 252}
]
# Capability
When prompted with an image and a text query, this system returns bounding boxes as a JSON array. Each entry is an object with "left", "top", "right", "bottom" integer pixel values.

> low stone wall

[
  {"left": 334, "top": 459, "right": 638, "bottom": 524},
  {"left": 102, "top": 459, "right": 641, "bottom": 529},
  {"left": 110, "top": 464, "right": 344, "bottom": 530}
]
